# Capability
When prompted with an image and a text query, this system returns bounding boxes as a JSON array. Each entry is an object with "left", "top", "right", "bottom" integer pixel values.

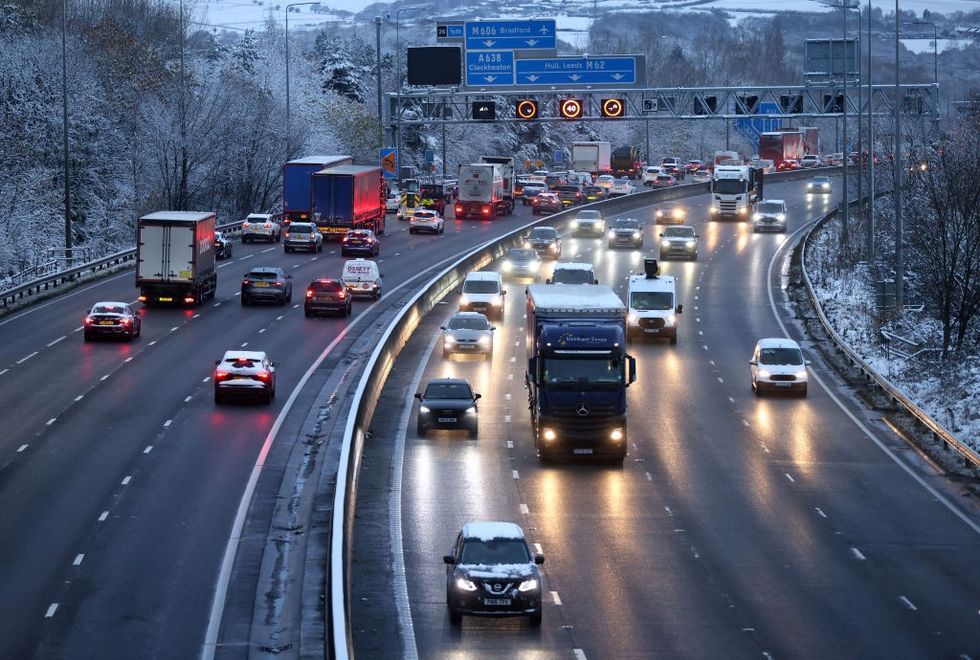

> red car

[
  {"left": 777, "top": 159, "right": 799, "bottom": 171},
  {"left": 531, "top": 192, "right": 562, "bottom": 215}
]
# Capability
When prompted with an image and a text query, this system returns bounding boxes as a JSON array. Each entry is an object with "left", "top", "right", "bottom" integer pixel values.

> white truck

[
  {"left": 571, "top": 141, "right": 612, "bottom": 177},
  {"left": 709, "top": 165, "right": 764, "bottom": 220},
  {"left": 480, "top": 156, "right": 516, "bottom": 214},
  {"left": 136, "top": 211, "right": 218, "bottom": 306},
  {"left": 454, "top": 164, "right": 507, "bottom": 220}
]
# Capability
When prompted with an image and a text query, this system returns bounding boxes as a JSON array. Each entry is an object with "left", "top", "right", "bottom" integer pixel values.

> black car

[
  {"left": 415, "top": 378, "right": 480, "bottom": 438},
  {"left": 556, "top": 184, "right": 584, "bottom": 207},
  {"left": 304, "top": 278, "right": 351, "bottom": 317},
  {"left": 583, "top": 185, "right": 606, "bottom": 202},
  {"left": 83, "top": 301, "right": 141, "bottom": 341},
  {"left": 341, "top": 229, "right": 380, "bottom": 257},
  {"left": 524, "top": 226, "right": 562, "bottom": 258},
  {"left": 444, "top": 521, "right": 544, "bottom": 626},
  {"left": 241, "top": 267, "right": 293, "bottom": 306},
  {"left": 607, "top": 217, "right": 644, "bottom": 248},
  {"left": 214, "top": 230, "right": 233, "bottom": 259}
]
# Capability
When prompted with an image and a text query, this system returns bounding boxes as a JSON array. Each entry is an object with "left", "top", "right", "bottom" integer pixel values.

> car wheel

[
  {"left": 416, "top": 421, "right": 426, "bottom": 436},
  {"left": 83, "top": 331, "right": 92, "bottom": 342},
  {"left": 264, "top": 390, "right": 273, "bottom": 405},
  {"left": 214, "top": 391, "right": 223, "bottom": 405},
  {"left": 529, "top": 610, "right": 542, "bottom": 627},
  {"left": 670, "top": 334, "right": 677, "bottom": 345},
  {"left": 468, "top": 424, "right": 478, "bottom": 439},
  {"left": 285, "top": 246, "right": 292, "bottom": 253},
  {"left": 317, "top": 243, "right": 323, "bottom": 253},
  {"left": 241, "top": 295, "right": 248, "bottom": 306},
  {"left": 279, "top": 295, "right": 287, "bottom": 306},
  {"left": 607, "top": 241, "right": 614, "bottom": 249},
  {"left": 409, "top": 228, "right": 415, "bottom": 234},
  {"left": 448, "top": 607, "right": 462, "bottom": 626},
  {"left": 799, "top": 384, "right": 808, "bottom": 398},
  {"left": 304, "top": 309, "right": 312, "bottom": 318},
  {"left": 126, "top": 329, "right": 135, "bottom": 342}
]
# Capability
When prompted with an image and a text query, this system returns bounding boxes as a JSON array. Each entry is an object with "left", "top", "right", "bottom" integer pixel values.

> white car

[
  {"left": 595, "top": 174, "right": 616, "bottom": 190},
  {"left": 409, "top": 209, "right": 445, "bottom": 234},
  {"left": 753, "top": 199, "right": 788, "bottom": 233},
  {"left": 609, "top": 178, "right": 636, "bottom": 196},
  {"left": 642, "top": 166, "right": 663, "bottom": 186},
  {"left": 459, "top": 271, "right": 506, "bottom": 320},
  {"left": 386, "top": 190, "right": 401, "bottom": 213},
  {"left": 213, "top": 350, "right": 277, "bottom": 404},
  {"left": 750, "top": 337, "right": 809, "bottom": 396},
  {"left": 241, "top": 213, "right": 281, "bottom": 243},
  {"left": 799, "top": 155, "right": 822, "bottom": 168}
]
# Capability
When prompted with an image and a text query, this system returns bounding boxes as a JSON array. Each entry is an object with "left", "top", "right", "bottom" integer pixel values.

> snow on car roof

[
  {"left": 246, "top": 213, "right": 272, "bottom": 220},
  {"left": 464, "top": 271, "right": 502, "bottom": 281},
  {"left": 93, "top": 301, "right": 130, "bottom": 308},
  {"left": 462, "top": 521, "right": 525, "bottom": 542},
  {"left": 629, "top": 273, "right": 676, "bottom": 291},
  {"left": 553, "top": 262, "right": 595, "bottom": 271},
  {"left": 760, "top": 199, "right": 786, "bottom": 205},
  {"left": 221, "top": 350, "right": 267, "bottom": 361},
  {"left": 757, "top": 337, "right": 801, "bottom": 349}
]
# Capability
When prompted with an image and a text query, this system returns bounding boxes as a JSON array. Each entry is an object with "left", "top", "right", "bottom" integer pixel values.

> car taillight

[
  {"left": 338, "top": 291, "right": 346, "bottom": 299},
  {"left": 257, "top": 371, "right": 271, "bottom": 381},
  {"left": 138, "top": 295, "right": 148, "bottom": 302},
  {"left": 454, "top": 205, "right": 462, "bottom": 213},
  {"left": 482, "top": 206, "right": 490, "bottom": 215},
  {"left": 183, "top": 296, "right": 196, "bottom": 304},
  {"left": 215, "top": 370, "right": 230, "bottom": 381},
  {"left": 274, "top": 281, "right": 284, "bottom": 286},
  {"left": 306, "top": 289, "right": 314, "bottom": 298},
  {"left": 284, "top": 233, "right": 290, "bottom": 239},
  {"left": 242, "top": 280, "right": 249, "bottom": 285},
  {"left": 120, "top": 318, "right": 131, "bottom": 325},
  {"left": 84, "top": 316, "right": 94, "bottom": 324}
]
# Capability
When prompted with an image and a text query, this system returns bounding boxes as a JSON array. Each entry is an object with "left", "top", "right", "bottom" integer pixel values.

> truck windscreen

[
  {"left": 713, "top": 179, "right": 746, "bottom": 194},
  {"left": 541, "top": 358, "right": 624, "bottom": 387}
]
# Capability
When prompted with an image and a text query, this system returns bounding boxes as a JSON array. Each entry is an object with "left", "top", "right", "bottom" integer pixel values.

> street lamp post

[
  {"left": 375, "top": 16, "right": 384, "bottom": 149},
  {"left": 894, "top": 0, "right": 904, "bottom": 309},
  {"left": 285, "top": 2, "right": 319, "bottom": 160},
  {"left": 866, "top": 0, "right": 875, "bottom": 259},
  {"left": 178, "top": 0, "right": 187, "bottom": 210},
  {"left": 61, "top": 0, "right": 72, "bottom": 262}
]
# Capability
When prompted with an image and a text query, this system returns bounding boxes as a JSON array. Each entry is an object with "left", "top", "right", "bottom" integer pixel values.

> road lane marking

[
  {"left": 512, "top": 470, "right": 520, "bottom": 479},
  {"left": 717, "top": 377, "right": 724, "bottom": 383},
  {"left": 184, "top": 396, "right": 192, "bottom": 403},
  {"left": 899, "top": 596, "right": 917, "bottom": 611},
  {"left": 0, "top": 369, "right": 7, "bottom": 376},
  {"left": 851, "top": 547, "right": 866, "bottom": 560},
  {"left": 73, "top": 554, "right": 84, "bottom": 566},
  {"left": 193, "top": 313, "right": 201, "bottom": 319},
  {"left": 239, "top": 253, "right": 253, "bottom": 259},
  {"left": 507, "top": 441, "right": 514, "bottom": 448},
  {"left": 573, "top": 650, "right": 587, "bottom": 660},
  {"left": 47, "top": 336, "right": 66, "bottom": 347},
  {"left": 258, "top": 328, "right": 266, "bottom": 334},
  {"left": 784, "top": 473, "right": 795, "bottom": 483},
  {"left": 144, "top": 446, "right": 153, "bottom": 454},
  {"left": 16, "top": 351, "right": 38, "bottom": 364},
  {"left": 149, "top": 341, "right": 157, "bottom": 346},
  {"left": 214, "top": 302, "right": 222, "bottom": 307},
  {"left": 276, "top": 315, "right": 284, "bottom": 321},
  {"left": 534, "top": 543, "right": 543, "bottom": 554},
  {"left": 45, "top": 604, "right": 59, "bottom": 618},
  {"left": 124, "top": 357, "right": 133, "bottom": 363},
  {"left": 17, "top": 444, "right": 28, "bottom": 452},
  {"left": 505, "top": 393, "right": 511, "bottom": 400},
  {"left": 520, "top": 503, "right": 530, "bottom": 515},
  {"left": 742, "top": 419, "right": 750, "bottom": 427},
  {"left": 164, "top": 419, "right": 173, "bottom": 428},
  {"left": 240, "top": 342, "right": 248, "bottom": 347},
  {"left": 98, "top": 511, "right": 109, "bottom": 522},
  {"left": 202, "top": 376, "right": 211, "bottom": 383},
  {"left": 551, "top": 591, "right": 562, "bottom": 605},
  {"left": 121, "top": 476, "right": 132, "bottom": 485},
  {"left": 728, "top": 396, "right": 734, "bottom": 403},
  {"left": 665, "top": 506, "right": 673, "bottom": 516},
  {"left": 46, "top": 418, "right": 56, "bottom": 426},
  {"left": 504, "top": 415, "right": 511, "bottom": 423},
  {"left": 645, "top": 472, "right": 652, "bottom": 481},
  {"left": 261, "top": 247, "right": 276, "bottom": 253},
  {"left": 815, "top": 507, "right": 827, "bottom": 518},
  {"left": 170, "top": 326, "right": 178, "bottom": 332},
  {"left": 507, "top": 373, "right": 513, "bottom": 380},
  {"left": 760, "top": 443, "right": 769, "bottom": 453}
]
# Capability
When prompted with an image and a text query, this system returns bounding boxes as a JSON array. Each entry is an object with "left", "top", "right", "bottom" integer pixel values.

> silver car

[
  {"left": 753, "top": 200, "right": 787, "bottom": 233},
  {"left": 571, "top": 210, "right": 605, "bottom": 236},
  {"left": 502, "top": 248, "right": 542, "bottom": 280},
  {"left": 441, "top": 312, "right": 495, "bottom": 358},
  {"left": 659, "top": 225, "right": 698, "bottom": 260}
]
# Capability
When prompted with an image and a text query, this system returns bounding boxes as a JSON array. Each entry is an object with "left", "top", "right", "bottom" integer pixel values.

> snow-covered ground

[{"left": 805, "top": 216, "right": 980, "bottom": 456}]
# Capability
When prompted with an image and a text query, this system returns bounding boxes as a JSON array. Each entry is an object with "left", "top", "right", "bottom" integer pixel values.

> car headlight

[
  {"left": 465, "top": 406, "right": 477, "bottom": 414},
  {"left": 542, "top": 428, "right": 557, "bottom": 441},
  {"left": 524, "top": 241, "right": 532, "bottom": 249},
  {"left": 776, "top": 214, "right": 786, "bottom": 222},
  {"left": 518, "top": 578, "right": 539, "bottom": 592},
  {"left": 753, "top": 213, "right": 762, "bottom": 221},
  {"left": 738, "top": 207, "right": 748, "bottom": 215},
  {"left": 610, "top": 428, "right": 624, "bottom": 441},
  {"left": 444, "top": 335, "right": 457, "bottom": 344},
  {"left": 822, "top": 183, "right": 830, "bottom": 189},
  {"left": 686, "top": 240, "right": 696, "bottom": 248},
  {"left": 709, "top": 206, "right": 718, "bottom": 214},
  {"left": 456, "top": 577, "right": 477, "bottom": 592},
  {"left": 662, "top": 240, "right": 671, "bottom": 247},
  {"left": 502, "top": 261, "right": 512, "bottom": 271},
  {"left": 478, "top": 335, "right": 490, "bottom": 346},
  {"left": 672, "top": 209, "right": 684, "bottom": 218},
  {"left": 549, "top": 243, "right": 558, "bottom": 251},
  {"left": 608, "top": 230, "right": 616, "bottom": 239},
  {"left": 666, "top": 314, "right": 676, "bottom": 326},
  {"left": 632, "top": 231, "right": 641, "bottom": 238},
  {"left": 627, "top": 312, "right": 638, "bottom": 325},
  {"left": 655, "top": 210, "right": 664, "bottom": 218},
  {"left": 460, "top": 294, "right": 470, "bottom": 306},
  {"left": 795, "top": 369, "right": 808, "bottom": 380},
  {"left": 531, "top": 262, "right": 540, "bottom": 271},
  {"left": 757, "top": 369, "right": 771, "bottom": 379},
  {"left": 419, "top": 405, "right": 430, "bottom": 413},
  {"left": 571, "top": 220, "right": 579, "bottom": 228},
  {"left": 491, "top": 295, "right": 502, "bottom": 307}
]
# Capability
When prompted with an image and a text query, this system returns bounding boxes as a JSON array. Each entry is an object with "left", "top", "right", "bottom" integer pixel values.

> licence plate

[
  {"left": 573, "top": 448, "right": 594, "bottom": 455},
  {"left": 458, "top": 344, "right": 474, "bottom": 350},
  {"left": 773, "top": 382, "right": 791, "bottom": 387},
  {"left": 98, "top": 320, "right": 115, "bottom": 325},
  {"left": 438, "top": 417, "right": 457, "bottom": 423},
  {"left": 254, "top": 282, "right": 269, "bottom": 287},
  {"left": 483, "top": 598, "right": 511, "bottom": 606},
  {"left": 644, "top": 328, "right": 660, "bottom": 334},
  {"left": 159, "top": 297, "right": 173, "bottom": 302}
]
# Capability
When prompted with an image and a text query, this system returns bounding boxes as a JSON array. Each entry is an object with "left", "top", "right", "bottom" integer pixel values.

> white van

[
  {"left": 548, "top": 262, "right": 598, "bottom": 285},
  {"left": 459, "top": 271, "right": 506, "bottom": 319},
  {"left": 626, "top": 258, "right": 682, "bottom": 344},
  {"left": 341, "top": 259, "right": 382, "bottom": 299}
]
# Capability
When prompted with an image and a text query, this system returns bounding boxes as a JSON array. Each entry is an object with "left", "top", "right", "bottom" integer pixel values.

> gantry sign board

[
  {"left": 465, "top": 19, "right": 556, "bottom": 51},
  {"left": 466, "top": 53, "right": 644, "bottom": 88},
  {"left": 804, "top": 39, "right": 860, "bottom": 83}
]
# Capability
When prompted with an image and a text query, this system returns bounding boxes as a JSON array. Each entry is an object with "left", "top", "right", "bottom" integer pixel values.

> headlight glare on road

[
  {"left": 456, "top": 578, "right": 478, "bottom": 592},
  {"left": 518, "top": 579, "right": 539, "bottom": 592},
  {"left": 502, "top": 261, "right": 512, "bottom": 271}
]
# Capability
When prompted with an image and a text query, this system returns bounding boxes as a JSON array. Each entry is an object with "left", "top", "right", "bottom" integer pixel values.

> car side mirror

[
  {"left": 215, "top": 360, "right": 221, "bottom": 365},
  {"left": 749, "top": 359, "right": 757, "bottom": 366},
  {"left": 439, "top": 326, "right": 446, "bottom": 330},
  {"left": 676, "top": 304, "right": 683, "bottom": 314},
  {"left": 501, "top": 290, "right": 506, "bottom": 295},
  {"left": 474, "top": 393, "right": 482, "bottom": 400},
  {"left": 490, "top": 326, "right": 496, "bottom": 331},
  {"left": 545, "top": 278, "right": 552, "bottom": 284},
  {"left": 414, "top": 392, "right": 422, "bottom": 399},
  {"left": 658, "top": 232, "right": 663, "bottom": 237},
  {"left": 805, "top": 360, "right": 812, "bottom": 366},
  {"left": 534, "top": 554, "right": 545, "bottom": 565},
  {"left": 443, "top": 555, "right": 456, "bottom": 565}
]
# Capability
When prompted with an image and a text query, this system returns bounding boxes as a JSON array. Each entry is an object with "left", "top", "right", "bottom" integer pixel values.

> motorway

[
  {"left": 352, "top": 178, "right": 980, "bottom": 659},
  {"left": 0, "top": 207, "right": 545, "bottom": 659}
]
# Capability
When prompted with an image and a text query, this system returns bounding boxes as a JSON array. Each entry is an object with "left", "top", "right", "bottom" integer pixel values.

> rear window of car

[
  {"left": 288, "top": 224, "right": 314, "bottom": 233},
  {"left": 310, "top": 280, "right": 342, "bottom": 292},
  {"left": 348, "top": 231, "right": 372, "bottom": 238},
  {"left": 246, "top": 271, "right": 277, "bottom": 280},
  {"left": 92, "top": 305, "right": 126, "bottom": 314}
]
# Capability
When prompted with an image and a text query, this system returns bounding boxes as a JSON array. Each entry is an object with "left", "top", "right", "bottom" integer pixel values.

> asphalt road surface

[{"left": 351, "top": 178, "right": 980, "bottom": 660}]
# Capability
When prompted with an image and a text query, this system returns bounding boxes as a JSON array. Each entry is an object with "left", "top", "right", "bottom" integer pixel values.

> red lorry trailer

[
  {"left": 758, "top": 132, "right": 804, "bottom": 168},
  {"left": 311, "top": 165, "right": 386, "bottom": 240}
]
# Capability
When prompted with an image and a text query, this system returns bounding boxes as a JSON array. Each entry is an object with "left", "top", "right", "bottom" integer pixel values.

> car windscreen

[
  {"left": 423, "top": 382, "right": 473, "bottom": 399},
  {"left": 759, "top": 347, "right": 803, "bottom": 365},
  {"left": 558, "top": 186, "right": 579, "bottom": 193},
  {"left": 541, "top": 357, "right": 624, "bottom": 387},
  {"left": 663, "top": 227, "right": 694, "bottom": 238},
  {"left": 448, "top": 317, "right": 488, "bottom": 331},
  {"left": 812, "top": 177, "right": 829, "bottom": 184},
  {"left": 530, "top": 228, "right": 556, "bottom": 239},
  {"left": 576, "top": 211, "right": 600, "bottom": 220},
  {"left": 712, "top": 179, "right": 745, "bottom": 194},
  {"left": 614, "top": 220, "right": 639, "bottom": 229},
  {"left": 552, "top": 269, "right": 593, "bottom": 284},
  {"left": 247, "top": 271, "right": 277, "bottom": 280},
  {"left": 508, "top": 249, "right": 537, "bottom": 260},
  {"left": 758, "top": 202, "right": 784, "bottom": 214},
  {"left": 462, "top": 280, "right": 499, "bottom": 294},
  {"left": 461, "top": 538, "right": 530, "bottom": 565},
  {"left": 631, "top": 291, "right": 673, "bottom": 310}
]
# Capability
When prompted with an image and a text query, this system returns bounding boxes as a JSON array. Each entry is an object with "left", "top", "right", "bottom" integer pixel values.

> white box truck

[
  {"left": 479, "top": 156, "right": 516, "bottom": 215},
  {"left": 136, "top": 211, "right": 217, "bottom": 306},
  {"left": 571, "top": 141, "right": 612, "bottom": 176},
  {"left": 454, "top": 164, "right": 506, "bottom": 219}
]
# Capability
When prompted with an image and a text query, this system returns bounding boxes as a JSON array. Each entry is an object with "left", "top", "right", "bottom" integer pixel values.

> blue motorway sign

[
  {"left": 465, "top": 19, "right": 556, "bottom": 51},
  {"left": 436, "top": 24, "right": 464, "bottom": 40},
  {"left": 515, "top": 56, "right": 637, "bottom": 85},
  {"left": 465, "top": 50, "right": 515, "bottom": 86}
]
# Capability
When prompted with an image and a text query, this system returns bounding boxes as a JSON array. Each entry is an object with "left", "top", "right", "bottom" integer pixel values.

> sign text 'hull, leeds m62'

[{"left": 515, "top": 56, "right": 638, "bottom": 85}]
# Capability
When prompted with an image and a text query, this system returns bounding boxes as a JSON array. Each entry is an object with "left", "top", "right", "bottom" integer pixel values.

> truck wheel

[
  {"left": 346, "top": 302, "right": 352, "bottom": 316},
  {"left": 317, "top": 243, "right": 323, "bottom": 253},
  {"left": 670, "top": 335, "right": 677, "bottom": 345},
  {"left": 241, "top": 295, "right": 248, "bottom": 306},
  {"left": 214, "top": 391, "right": 223, "bottom": 405}
]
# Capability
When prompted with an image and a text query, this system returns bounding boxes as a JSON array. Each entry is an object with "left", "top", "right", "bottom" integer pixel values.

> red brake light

[
  {"left": 482, "top": 206, "right": 490, "bottom": 215},
  {"left": 274, "top": 281, "right": 284, "bottom": 286},
  {"left": 242, "top": 280, "right": 249, "bottom": 285},
  {"left": 84, "top": 316, "right": 94, "bottom": 324},
  {"left": 183, "top": 296, "right": 196, "bottom": 304},
  {"left": 215, "top": 370, "right": 230, "bottom": 381},
  {"left": 137, "top": 295, "right": 148, "bottom": 302},
  {"left": 454, "top": 205, "right": 462, "bottom": 213},
  {"left": 306, "top": 289, "right": 314, "bottom": 298},
  {"left": 338, "top": 291, "right": 346, "bottom": 299},
  {"left": 119, "top": 318, "right": 131, "bottom": 325},
  {"left": 256, "top": 371, "right": 271, "bottom": 381}
]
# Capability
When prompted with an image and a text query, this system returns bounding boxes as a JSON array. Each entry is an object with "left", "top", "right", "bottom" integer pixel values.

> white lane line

[
  {"left": 98, "top": 511, "right": 109, "bottom": 522},
  {"left": 765, "top": 223, "right": 980, "bottom": 536},
  {"left": 240, "top": 342, "right": 248, "bottom": 347},
  {"left": 258, "top": 328, "right": 266, "bottom": 334},
  {"left": 121, "top": 476, "right": 132, "bottom": 485},
  {"left": 202, "top": 376, "right": 211, "bottom": 383},
  {"left": 193, "top": 313, "right": 201, "bottom": 319},
  {"left": 851, "top": 547, "right": 866, "bottom": 561},
  {"left": 520, "top": 503, "right": 530, "bottom": 515},
  {"left": 728, "top": 396, "right": 735, "bottom": 403},
  {"left": 717, "top": 376, "right": 724, "bottom": 383},
  {"left": 702, "top": 344, "right": 708, "bottom": 350},
  {"left": 184, "top": 396, "right": 192, "bottom": 403},
  {"left": 293, "top": 304, "right": 300, "bottom": 309},
  {"left": 534, "top": 543, "right": 543, "bottom": 554},
  {"left": 17, "top": 444, "right": 28, "bottom": 452},
  {"left": 551, "top": 591, "right": 563, "bottom": 605},
  {"left": 815, "top": 507, "right": 827, "bottom": 518},
  {"left": 760, "top": 443, "right": 769, "bottom": 453},
  {"left": 699, "top": 330, "right": 704, "bottom": 336},
  {"left": 124, "top": 357, "right": 133, "bottom": 363},
  {"left": 73, "top": 554, "right": 84, "bottom": 566},
  {"left": 148, "top": 340, "right": 157, "bottom": 346},
  {"left": 0, "top": 369, "right": 7, "bottom": 376},
  {"left": 46, "top": 418, "right": 56, "bottom": 426},
  {"left": 45, "top": 603, "right": 59, "bottom": 618},
  {"left": 74, "top": 395, "right": 84, "bottom": 403},
  {"left": 163, "top": 419, "right": 172, "bottom": 428},
  {"left": 213, "top": 302, "right": 222, "bottom": 307},
  {"left": 507, "top": 373, "right": 514, "bottom": 380},
  {"left": 507, "top": 440, "right": 514, "bottom": 449},
  {"left": 742, "top": 419, "right": 750, "bottom": 427},
  {"left": 291, "top": 264, "right": 300, "bottom": 269},
  {"left": 144, "top": 446, "right": 153, "bottom": 454},
  {"left": 785, "top": 473, "right": 795, "bottom": 483},
  {"left": 899, "top": 596, "right": 918, "bottom": 611},
  {"left": 276, "top": 315, "right": 284, "bottom": 321},
  {"left": 261, "top": 247, "right": 276, "bottom": 253},
  {"left": 239, "top": 253, "right": 253, "bottom": 260},
  {"left": 16, "top": 351, "right": 38, "bottom": 364},
  {"left": 573, "top": 650, "right": 587, "bottom": 660},
  {"left": 504, "top": 415, "right": 511, "bottom": 423},
  {"left": 170, "top": 326, "right": 178, "bottom": 332},
  {"left": 514, "top": 340, "right": 520, "bottom": 346},
  {"left": 665, "top": 506, "right": 673, "bottom": 516},
  {"left": 512, "top": 470, "right": 520, "bottom": 479},
  {"left": 509, "top": 356, "right": 516, "bottom": 362},
  {"left": 47, "top": 336, "right": 66, "bottom": 347},
  {"left": 645, "top": 472, "right": 653, "bottom": 481},
  {"left": 505, "top": 393, "right": 511, "bottom": 400}
]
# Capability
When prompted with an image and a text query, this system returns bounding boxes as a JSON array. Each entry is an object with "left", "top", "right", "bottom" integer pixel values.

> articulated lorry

[
  {"left": 281, "top": 155, "right": 353, "bottom": 224},
  {"left": 525, "top": 284, "right": 637, "bottom": 462},
  {"left": 709, "top": 166, "right": 764, "bottom": 219},
  {"left": 311, "top": 165, "right": 386, "bottom": 239},
  {"left": 758, "top": 131, "right": 804, "bottom": 168},
  {"left": 611, "top": 145, "right": 642, "bottom": 178},
  {"left": 571, "top": 141, "right": 612, "bottom": 177},
  {"left": 454, "top": 163, "right": 507, "bottom": 219},
  {"left": 136, "top": 211, "right": 217, "bottom": 306},
  {"left": 480, "top": 156, "right": 516, "bottom": 214}
]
